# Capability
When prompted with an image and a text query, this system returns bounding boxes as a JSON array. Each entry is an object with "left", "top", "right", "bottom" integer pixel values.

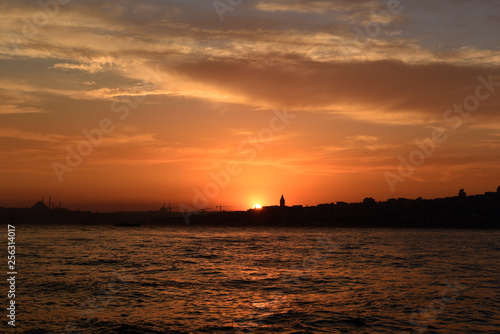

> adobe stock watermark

[
  {"left": 178, "top": 107, "right": 296, "bottom": 223},
  {"left": 385, "top": 74, "right": 500, "bottom": 192},
  {"left": 401, "top": 278, "right": 468, "bottom": 334},
  {"left": 51, "top": 64, "right": 163, "bottom": 183},
  {"left": 8, "top": 0, "right": 71, "bottom": 50},
  {"left": 213, "top": 0, "right": 243, "bottom": 21}
]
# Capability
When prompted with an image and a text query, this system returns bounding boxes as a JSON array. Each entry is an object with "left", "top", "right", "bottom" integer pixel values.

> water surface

[{"left": 7, "top": 226, "right": 500, "bottom": 333}]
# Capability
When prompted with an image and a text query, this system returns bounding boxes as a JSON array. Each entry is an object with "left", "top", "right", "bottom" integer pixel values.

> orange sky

[{"left": 1, "top": 1, "right": 500, "bottom": 211}]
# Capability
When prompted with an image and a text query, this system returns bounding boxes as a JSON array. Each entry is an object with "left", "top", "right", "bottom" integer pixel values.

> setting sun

[{"left": 253, "top": 204, "right": 262, "bottom": 210}]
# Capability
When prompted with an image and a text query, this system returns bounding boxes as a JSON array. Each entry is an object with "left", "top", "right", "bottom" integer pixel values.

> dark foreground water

[{"left": 3, "top": 225, "right": 500, "bottom": 333}]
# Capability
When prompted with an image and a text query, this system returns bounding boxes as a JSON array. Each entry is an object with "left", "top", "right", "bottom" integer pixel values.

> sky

[{"left": 1, "top": 0, "right": 500, "bottom": 211}]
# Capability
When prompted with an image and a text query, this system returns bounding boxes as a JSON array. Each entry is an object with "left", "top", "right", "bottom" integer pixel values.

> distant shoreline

[{"left": 2, "top": 189, "right": 499, "bottom": 229}]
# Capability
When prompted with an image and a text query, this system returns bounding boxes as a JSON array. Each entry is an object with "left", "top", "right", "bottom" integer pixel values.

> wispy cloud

[
  {"left": 346, "top": 135, "right": 379, "bottom": 144},
  {"left": 0, "top": 104, "right": 43, "bottom": 115},
  {"left": 52, "top": 62, "right": 108, "bottom": 74}
]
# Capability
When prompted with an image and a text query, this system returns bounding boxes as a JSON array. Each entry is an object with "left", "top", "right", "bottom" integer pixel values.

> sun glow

[{"left": 253, "top": 203, "right": 262, "bottom": 209}]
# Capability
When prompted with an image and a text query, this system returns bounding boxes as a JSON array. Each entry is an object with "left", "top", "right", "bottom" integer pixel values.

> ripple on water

[{"left": 14, "top": 226, "right": 500, "bottom": 333}]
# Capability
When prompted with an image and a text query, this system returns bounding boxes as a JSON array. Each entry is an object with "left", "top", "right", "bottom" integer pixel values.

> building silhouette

[
  {"left": 280, "top": 194, "right": 285, "bottom": 207},
  {"left": 31, "top": 198, "right": 49, "bottom": 212}
]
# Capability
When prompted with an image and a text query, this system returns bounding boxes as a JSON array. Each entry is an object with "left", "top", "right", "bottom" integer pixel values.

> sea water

[{"left": 5, "top": 225, "right": 500, "bottom": 333}]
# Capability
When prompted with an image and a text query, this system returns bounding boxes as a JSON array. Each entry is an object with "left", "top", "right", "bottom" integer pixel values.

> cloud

[
  {"left": 346, "top": 135, "right": 379, "bottom": 143},
  {"left": 52, "top": 62, "right": 107, "bottom": 74},
  {"left": 1, "top": 0, "right": 499, "bottom": 116},
  {"left": 171, "top": 59, "right": 500, "bottom": 124},
  {"left": 0, "top": 1, "right": 498, "bottom": 133},
  {"left": 254, "top": 0, "right": 378, "bottom": 15},
  {"left": 0, "top": 104, "right": 43, "bottom": 115},
  {"left": 0, "top": 128, "right": 68, "bottom": 142}
]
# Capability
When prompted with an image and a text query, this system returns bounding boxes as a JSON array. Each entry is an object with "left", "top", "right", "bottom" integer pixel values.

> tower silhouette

[{"left": 280, "top": 194, "right": 285, "bottom": 207}]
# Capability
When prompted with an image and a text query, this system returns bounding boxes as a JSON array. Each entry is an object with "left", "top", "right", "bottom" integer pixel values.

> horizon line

[{"left": 3, "top": 186, "right": 499, "bottom": 214}]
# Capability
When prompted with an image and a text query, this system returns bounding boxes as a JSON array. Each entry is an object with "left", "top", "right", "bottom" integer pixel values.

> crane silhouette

[
  {"left": 160, "top": 202, "right": 184, "bottom": 216},
  {"left": 162, "top": 202, "right": 172, "bottom": 213},
  {"left": 215, "top": 204, "right": 237, "bottom": 212}
]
